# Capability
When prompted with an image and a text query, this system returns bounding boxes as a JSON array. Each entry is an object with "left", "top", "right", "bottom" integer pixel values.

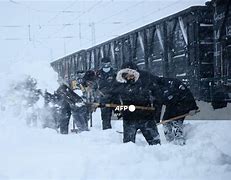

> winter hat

[
  {"left": 121, "top": 62, "right": 139, "bottom": 71},
  {"left": 101, "top": 57, "right": 111, "bottom": 63}
]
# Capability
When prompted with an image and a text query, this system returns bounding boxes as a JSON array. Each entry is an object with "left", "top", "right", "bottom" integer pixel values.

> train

[{"left": 50, "top": 0, "right": 231, "bottom": 106}]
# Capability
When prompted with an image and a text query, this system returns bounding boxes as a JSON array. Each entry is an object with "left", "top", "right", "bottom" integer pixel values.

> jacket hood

[{"left": 116, "top": 68, "right": 140, "bottom": 83}]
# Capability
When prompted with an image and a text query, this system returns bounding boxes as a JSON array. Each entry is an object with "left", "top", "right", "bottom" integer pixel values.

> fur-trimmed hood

[{"left": 116, "top": 68, "right": 140, "bottom": 83}]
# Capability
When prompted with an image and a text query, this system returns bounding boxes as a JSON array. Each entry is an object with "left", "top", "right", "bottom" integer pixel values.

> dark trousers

[
  {"left": 72, "top": 106, "right": 88, "bottom": 131},
  {"left": 100, "top": 107, "right": 112, "bottom": 130},
  {"left": 163, "top": 105, "right": 185, "bottom": 141},
  {"left": 163, "top": 118, "right": 184, "bottom": 142},
  {"left": 59, "top": 111, "right": 71, "bottom": 134},
  {"left": 59, "top": 103, "right": 71, "bottom": 134},
  {"left": 100, "top": 95, "right": 112, "bottom": 130},
  {"left": 123, "top": 119, "right": 160, "bottom": 145}
]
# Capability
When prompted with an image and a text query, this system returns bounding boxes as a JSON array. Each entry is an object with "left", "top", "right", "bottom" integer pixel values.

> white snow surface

[
  {"left": 1, "top": 106, "right": 231, "bottom": 180},
  {"left": 0, "top": 59, "right": 231, "bottom": 180}
]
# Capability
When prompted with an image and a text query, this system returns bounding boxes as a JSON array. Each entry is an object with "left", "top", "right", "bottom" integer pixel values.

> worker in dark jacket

[
  {"left": 71, "top": 88, "right": 89, "bottom": 132},
  {"left": 53, "top": 91, "right": 71, "bottom": 134},
  {"left": 157, "top": 77, "right": 199, "bottom": 145},
  {"left": 96, "top": 57, "right": 116, "bottom": 130},
  {"left": 110, "top": 62, "right": 161, "bottom": 145},
  {"left": 131, "top": 71, "right": 199, "bottom": 145},
  {"left": 44, "top": 86, "right": 71, "bottom": 134}
]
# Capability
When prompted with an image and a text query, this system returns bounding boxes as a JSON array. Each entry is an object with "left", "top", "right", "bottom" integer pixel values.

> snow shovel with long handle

[
  {"left": 91, "top": 102, "right": 155, "bottom": 111},
  {"left": 116, "top": 109, "right": 200, "bottom": 134},
  {"left": 157, "top": 109, "right": 200, "bottom": 126}
]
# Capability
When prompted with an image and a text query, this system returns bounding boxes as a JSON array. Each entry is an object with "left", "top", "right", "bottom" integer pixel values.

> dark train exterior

[
  {"left": 50, "top": 0, "right": 231, "bottom": 104},
  {"left": 211, "top": 0, "right": 231, "bottom": 103}
]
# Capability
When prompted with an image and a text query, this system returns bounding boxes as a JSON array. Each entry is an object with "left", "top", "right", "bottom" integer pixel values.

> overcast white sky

[{"left": 0, "top": 0, "right": 207, "bottom": 69}]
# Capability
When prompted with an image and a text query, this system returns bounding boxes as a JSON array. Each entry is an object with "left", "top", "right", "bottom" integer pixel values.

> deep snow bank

[{"left": 0, "top": 107, "right": 231, "bottom": 180}]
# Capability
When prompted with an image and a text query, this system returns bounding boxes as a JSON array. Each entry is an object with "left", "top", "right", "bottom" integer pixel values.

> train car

[
  {"left": 51, "top": 4, "right": 214, "bottom": 101},
  {"left": 88, "top": 5, "right": 213, "bottom": 101},
  {"left": 211, "top": 0, "right": 231, "bottom": 104}
]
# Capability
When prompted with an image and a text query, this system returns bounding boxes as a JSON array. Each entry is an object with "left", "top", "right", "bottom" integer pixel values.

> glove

[{"left": 188, "top": 109, "right": 198, "bottom": 116}]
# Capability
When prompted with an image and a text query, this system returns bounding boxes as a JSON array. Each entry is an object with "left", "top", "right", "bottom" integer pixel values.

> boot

[
  {"left": 163, "top": 123, "right": 174, "bottom": 142},
  {"left": 173, "top": 121, "right": 185, "bottom": 146}
]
